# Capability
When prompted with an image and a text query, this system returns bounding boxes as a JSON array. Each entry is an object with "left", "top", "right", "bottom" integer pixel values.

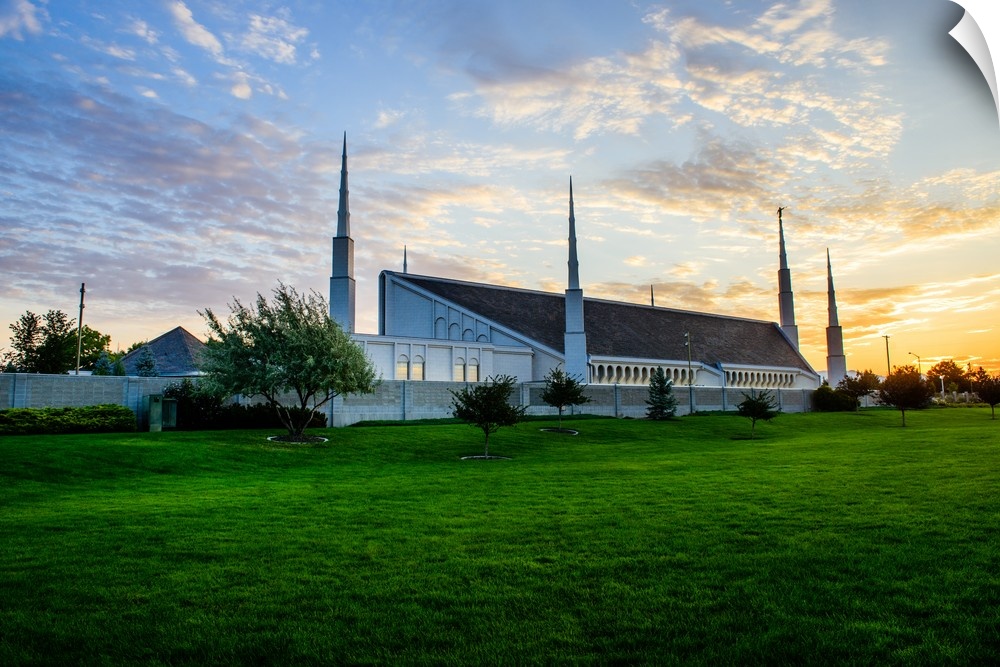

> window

[
  {"left": 467, "top": 358, "right": 479, "bottom": 382},
  {"left": 453, "top": 357, "right": 466, "bottom": 382},
  {"left": 412, "top": 356, "right": 425, "bottom": 381},
  {"left": 395, "top": 355, "right": 409, "bottom": 380}
]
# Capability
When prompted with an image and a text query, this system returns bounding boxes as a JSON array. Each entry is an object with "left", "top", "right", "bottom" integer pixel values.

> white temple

[{"left": 331, "top": 136, "right": 826, "bottom": 390}]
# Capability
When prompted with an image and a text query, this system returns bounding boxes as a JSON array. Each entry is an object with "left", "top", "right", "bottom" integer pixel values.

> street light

[{"left": 909, "top": 352, "right": 921, "bottom": 375}]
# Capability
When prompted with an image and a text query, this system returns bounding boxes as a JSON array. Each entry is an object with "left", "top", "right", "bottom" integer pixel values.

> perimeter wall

[{"left": 1, "top": 373, "right": 814, "bottom": 428}]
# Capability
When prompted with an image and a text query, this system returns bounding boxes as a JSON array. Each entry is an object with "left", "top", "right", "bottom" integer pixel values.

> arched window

[
  {"left": 468, "top": 358, "right": 479, "bottom": 382},
  {"left": 396, "top": 355, "right": 409, "bottom": 380},
  {"left": 449, "top": 323, "right": 460, "bottom": 340},
  {"left": 411, "top": 356, "right": 425, "bottom": 381},
  {"left": 453, "top": 357, "right": 466, "bottom": 382},
  {"left": 434, "top": 318, "right": 446, "bottom": 338}
]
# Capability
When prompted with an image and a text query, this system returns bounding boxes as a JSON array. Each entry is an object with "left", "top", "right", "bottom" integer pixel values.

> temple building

[{"left": 331, "top": 136, "right": 824, "bottom": 390}]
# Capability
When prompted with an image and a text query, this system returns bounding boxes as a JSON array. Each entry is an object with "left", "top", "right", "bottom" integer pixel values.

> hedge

[{"left": 0, "top": 404, "right": 137, "bottom": 435}]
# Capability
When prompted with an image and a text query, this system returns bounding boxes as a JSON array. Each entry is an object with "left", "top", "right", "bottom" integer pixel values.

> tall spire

[
  {"left": 826, "top": 248, "right": 847, "bottom": 385},
  {"left": 563, "top": 177, "right": 588, "bottom": 382},
  {"left": 336, "top": 132, "right": 350, "bottom": 238},
  {"left": 403, "top": 245, "right": 408, "bottom": 274},
  {"left": 330, "top": 132, "right": 356, "bottom": 333},
  {"left": 568, "top": 176, "right": 580, "bottom": 290},
  {"left": 776, "top": 206, "right": 799, "bottom": 349}
]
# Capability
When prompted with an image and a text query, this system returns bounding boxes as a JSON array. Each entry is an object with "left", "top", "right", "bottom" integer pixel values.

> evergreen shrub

[
  {"left": 0, "top": 404, "right": 136, "bottom": 435},
  {"left": 812, "top": 385, "right": 857, "bottom": 412}
]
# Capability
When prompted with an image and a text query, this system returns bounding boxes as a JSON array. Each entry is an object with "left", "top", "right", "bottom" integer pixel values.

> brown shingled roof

[
  {"left": 391, "top": 272, "right": 815, "bottom": 373},
  {"left": 121, "top": 326, "right": 205, "bottom": 376}
]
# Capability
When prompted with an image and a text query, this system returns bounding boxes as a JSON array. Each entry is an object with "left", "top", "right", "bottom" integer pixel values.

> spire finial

[
  {"left": 337, "top": 133, "right": 350, "bottom": 237},
  {"left": 403, "top": 245, "right": 408, "bottom": 274},
  {"left": 568, "top": 177, "right": 579, "bottom": 290}
]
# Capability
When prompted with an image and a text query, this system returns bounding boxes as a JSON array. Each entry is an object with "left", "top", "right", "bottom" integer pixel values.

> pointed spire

[
  {"left": 337, "top": 132, "right": 350, "bottom": 238},
  {"left": 776, "top": 206, "right": 798, "bottom": 349},
  {"left": 826, "top": 248, "right": 847, "bottom": 385},
  {"left": 827, "top": 248, "right": 839, "bottom": 327},
  {"left": 650, "top": 284, "right": 655, "bottom": 307},
  {"left": 568, "top": 177, "right": 580, "bottom": 290},
  {"left": 403, "top": 245, "right": 408, "bottom": 274}
]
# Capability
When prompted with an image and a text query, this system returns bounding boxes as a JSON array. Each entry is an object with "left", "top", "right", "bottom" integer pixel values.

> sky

[{"left": 1, "top": 0, "right": 998, "bottom": 377}]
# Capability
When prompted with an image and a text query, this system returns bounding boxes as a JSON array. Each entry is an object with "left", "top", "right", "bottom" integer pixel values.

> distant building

[
  {"left": 331, "top": 135, "right": 825, "bottom": 390},
  {"left": 120, "top": 326, "right": 204, "bottom": 377}
]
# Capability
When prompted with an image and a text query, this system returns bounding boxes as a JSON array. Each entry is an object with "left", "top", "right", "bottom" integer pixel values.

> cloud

[
  {"left": 0, "top": 0, "right": 45, "bottom": 40},
  {"left": 230, "top": 71, "right": 252, "bottom": 99},
  {"left": 241, "top": 12, "right": 309, "bottom": 64},
  {"left": 167, "top": 0, "right": 223, "bottom": 58}
]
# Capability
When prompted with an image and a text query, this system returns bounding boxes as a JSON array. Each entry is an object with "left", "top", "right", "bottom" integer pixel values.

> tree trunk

[{"left": 483, "top": 431, "right": 490, "bottom": 458}]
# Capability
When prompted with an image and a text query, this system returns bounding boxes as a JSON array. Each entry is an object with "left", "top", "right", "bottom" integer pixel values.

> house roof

[
  {"left": 121, "top": 326, "right": 205, "bottom": 376},
  {"left": 388, "top": 272, "right": 816, "bottom": 373}
]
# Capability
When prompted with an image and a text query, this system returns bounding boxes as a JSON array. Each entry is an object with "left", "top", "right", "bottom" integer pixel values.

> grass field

[{"left": 1, "top": 408, "right": 998, "bottom": 664}]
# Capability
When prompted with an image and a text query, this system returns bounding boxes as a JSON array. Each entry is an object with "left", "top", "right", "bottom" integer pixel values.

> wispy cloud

[
  {"left": 167, "top": 0, "right": 223, "bottom": 59},
  {"left": 0, "top": 0, "right": 45, "bottom": 40}
]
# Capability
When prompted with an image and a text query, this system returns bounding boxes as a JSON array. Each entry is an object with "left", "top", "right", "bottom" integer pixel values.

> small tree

[
  {"left": 975, "top": 374, "right": 1000, "bottom": 420},
  {"left": 540, "top": 367, "right": 590, "bottom": 429},
  {"left": 836, "top": 369, "right": 881, "bottom": 411},
  {"left": 646, "top": 367, "right": 677, "bottom": 420},
  {"left": 134, "top": 345, "right": 159, "bottom": 377},
  {"left": 737, "top": 389, "right": 778, "bottom": 439},
  {"left": 878, "top": 365, "right": 934, "bottom": 427},
  {"left": 199, "top": 283, "right": 379, "bottom": 440},
  {"left": 450, "top": 374, "right": 526, "bottom": 457},
  {"left": 92, "top": 351, "right": 113, "bottom": 376}
]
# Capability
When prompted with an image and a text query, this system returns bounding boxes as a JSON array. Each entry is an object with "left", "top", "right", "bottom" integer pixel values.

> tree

[
  {"left": 199, "top": 283, "right": 378, "bottom": 440},
  {"left": 645, "top": 367, "right": 677, "bottom": 420},
  {"left": 967, "top": 365, "right": 989, "bottom": 396},
  {"left": 737, "top": 390, "right": 778, "bottom": 439},
  {"left": 836, "top": 369, "right": 881, "bottom": 411},
  {"left": 975, "top": 374, "right": 1000, "bottom": 420},
  {"left": 134, "top": 345, "right": 159, "bottom": 377},
  {"left": 92, "top": 351, "right": 113, "bottom": 376},
  {"left": 450, "top": 374, "right": 526, "bottom": 457},
  {"left": 4, "top": 310, "right": 110, "bottom": 373},
  {"left": 540, "top": 367, "right": 590, "bottom": 429},
  {"left": 878, "top": 365, "right": 934, "bottom": 427},
  {"left": 926, "top": 360, "right": 965, "bottom": 396}
]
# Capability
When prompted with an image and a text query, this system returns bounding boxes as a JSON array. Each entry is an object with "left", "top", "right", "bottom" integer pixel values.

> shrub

[
  {"left": 0, "top": 404, "right": 136, "bottom": 435},
  {"left": 812, "top": 385, "right": 857, "bottom": 412},
  {"left": 162, "top": 380, "right": 326, "bottom": 431}
]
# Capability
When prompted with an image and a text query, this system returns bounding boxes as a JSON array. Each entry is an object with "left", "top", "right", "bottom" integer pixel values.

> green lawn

[{"left": 1, "top": 409, "right": 998, "bottom": 664}]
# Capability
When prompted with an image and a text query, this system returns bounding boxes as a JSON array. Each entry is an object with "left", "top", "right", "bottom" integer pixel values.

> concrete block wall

[{"left": 1, "top": 373, "right": 815, "bottom": 428}]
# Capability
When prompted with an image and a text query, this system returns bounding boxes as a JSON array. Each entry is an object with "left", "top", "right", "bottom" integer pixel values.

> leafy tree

[
  {"left": 645, "top": 367, "right": 678, "bottom": 420},
  {"left": 134, "top": 345, "right": 159, "bottom": 377},
  {"left": 451, "top": 374, "right": 526, "bottom": 457},
  {"left": 4, "top": 310, "right": 111, "bottom": 373},
  {"left": 199, "top": 283, "right": 378, "bottom": 440},
  {"left": 967, "top": 365, "right": 989, "bottom": 395},
  {"left": 92, "top": 351, "right": 113, "bottom": 376},
  {"left": 836, "top": 369, "right": 881, "bottom": 411},
  {"left": 975, "top": 374, "right": 1000, "bottom": 420},
  {"left": 926, "top": 360, "right": 965, "bottom": 395},
  {"left": 112, "top": 357, "right": 127, "bottom": 376},
  {"left": 540, "top": 367, "right": 590, "bottom": 429},
  {"left": 737, "top": 389, "right": 778, "bottom": 439},
  {"left": 878, "top": 365, "right": 934, "bottom": 427}
]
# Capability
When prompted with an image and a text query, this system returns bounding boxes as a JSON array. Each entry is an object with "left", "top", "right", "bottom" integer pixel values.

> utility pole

[
  {"left": 75, "top": 282, "right": 86, "bottom": 375},
  {"left": 882, "top": 335, "right": 891, "bottom": 377},
  {"left": 684, "top": 332, "right": 694, "bottom": 414},
  {"left": 909, "top": 352, "right": 921, "bottom": 375}
]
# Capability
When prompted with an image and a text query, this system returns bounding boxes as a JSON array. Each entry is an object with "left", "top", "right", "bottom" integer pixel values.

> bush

[
  {"left": 163, "top": 380, "right": 326, "bottom": 431},
  {"left": 0, "top": 404, "right": 136, "bottom": 435},
  {"left": 812, "top": 385, "right": 857, "bottom": 412}
]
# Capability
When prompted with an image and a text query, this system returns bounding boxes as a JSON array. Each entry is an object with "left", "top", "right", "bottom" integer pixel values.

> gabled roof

[
  {"left": 387, "top": 272, "right": 816, "bottom": 373},
  {"left": 121, "top": 326, "right": 205, "bottom": 376}
]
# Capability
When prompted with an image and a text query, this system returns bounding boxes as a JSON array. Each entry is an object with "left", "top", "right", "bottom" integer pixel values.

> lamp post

[
  {"left": 684, "top": 332, "right": 694, "bottom": 414},
  {"left": 909, "top": 352, "right": 921, "bottom": 375},
  {"left": 882, "top": 335, "right": 891, "bottom": 377}
]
